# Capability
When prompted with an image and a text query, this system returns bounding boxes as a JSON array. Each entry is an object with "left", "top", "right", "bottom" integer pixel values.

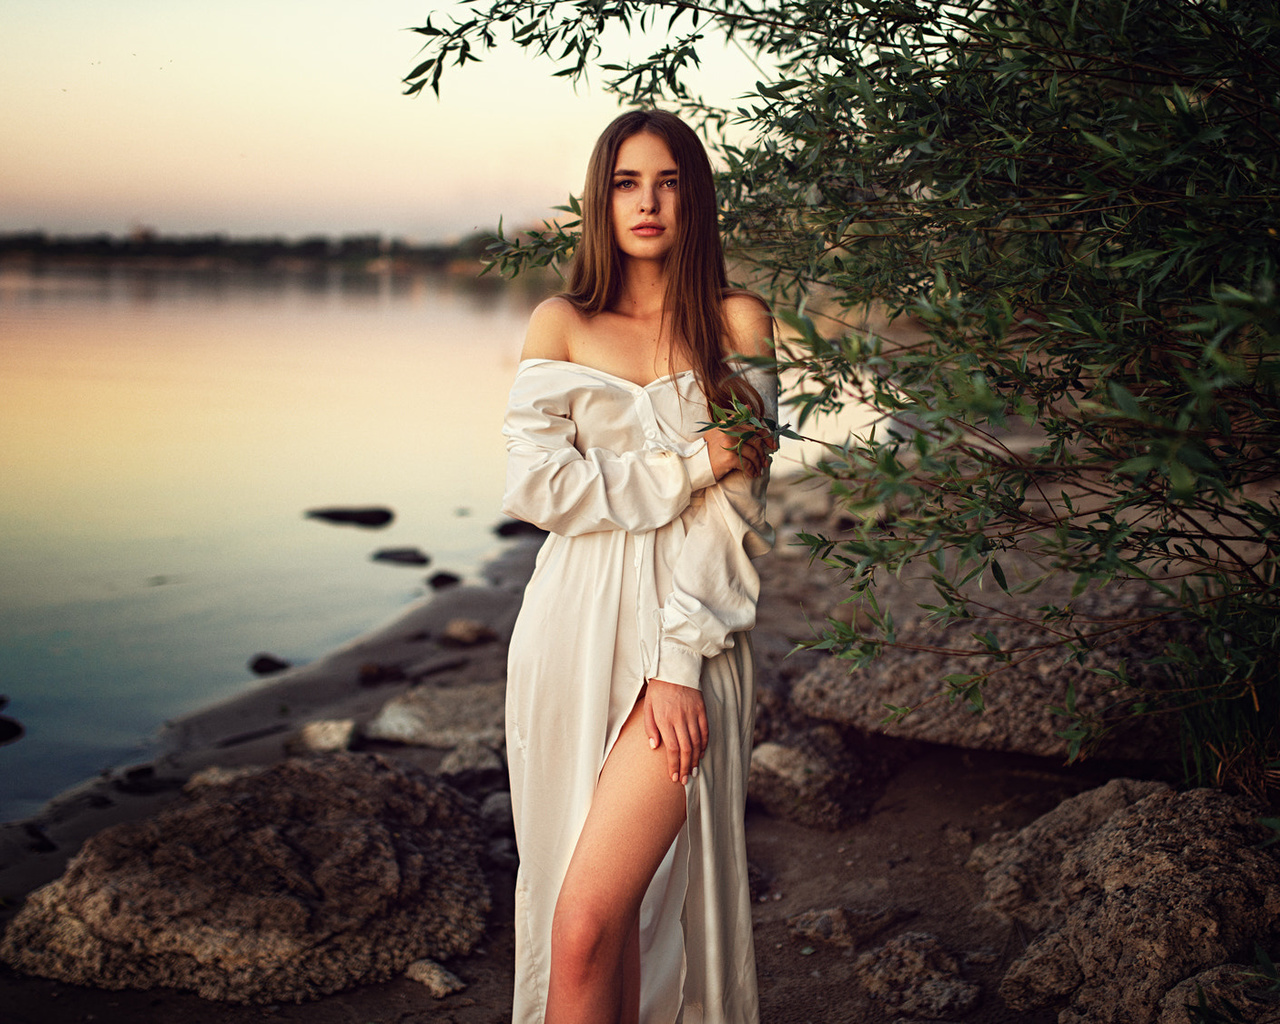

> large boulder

[
  {"left": 970, "top": 779, "right": 1280, "bottom": 1024},
  {"left": 790, "top": 590, "right": 1189, "bottom": 759},
  {"left": 1158, "top": 964, "right": 1280, "bottom": 1024},
  {"left": 0, "top": 753, "right": 489, "bottom": 1003},
  {"left": 968, "top": 776, "right": 1170, "bottom": 930}
]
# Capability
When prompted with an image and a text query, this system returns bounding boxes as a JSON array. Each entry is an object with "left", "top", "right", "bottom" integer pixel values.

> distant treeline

[{"left": 0, "top": 230, "right": 498, "bottom": 272}]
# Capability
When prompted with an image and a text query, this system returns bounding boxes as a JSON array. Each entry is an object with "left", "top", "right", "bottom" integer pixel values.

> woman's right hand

[{"left": 704, "top": 426, "right": 776, "bottom": 479}]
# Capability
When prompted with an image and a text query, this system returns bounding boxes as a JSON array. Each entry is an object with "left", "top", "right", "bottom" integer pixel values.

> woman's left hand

[{"left": 644, "top": 678, "right": 709, "bottom": 786}]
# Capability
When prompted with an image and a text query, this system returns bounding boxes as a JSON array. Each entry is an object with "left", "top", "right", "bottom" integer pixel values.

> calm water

[{"left": 0, "top": 265, "right": 540, "bottom": 821}]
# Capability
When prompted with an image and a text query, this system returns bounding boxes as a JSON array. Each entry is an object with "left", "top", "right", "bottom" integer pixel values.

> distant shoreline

[{"left": 0, "top": 229, "right": 499, "bottom": 278}]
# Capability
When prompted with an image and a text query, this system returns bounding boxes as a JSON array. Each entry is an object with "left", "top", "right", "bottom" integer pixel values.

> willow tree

[{"left": 407, "top": 0, "right": 1280, "bottom": 795}]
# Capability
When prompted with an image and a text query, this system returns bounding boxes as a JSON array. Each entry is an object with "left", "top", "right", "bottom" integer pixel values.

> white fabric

[{"left": 502, "top": 358, "right": 775, "bottom": 1024}]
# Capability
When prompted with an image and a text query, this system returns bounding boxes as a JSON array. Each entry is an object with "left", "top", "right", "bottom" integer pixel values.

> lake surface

[{"left": 0, "top": 265, "right": 540, "bottom": 821}]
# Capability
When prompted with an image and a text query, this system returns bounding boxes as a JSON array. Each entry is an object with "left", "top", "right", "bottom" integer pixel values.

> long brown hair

[{"left": 563, "top": 109, "right": 762, "bottom": 417}]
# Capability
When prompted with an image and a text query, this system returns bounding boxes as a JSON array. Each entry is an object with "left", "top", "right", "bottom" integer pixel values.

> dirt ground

[
  {"left": 0, "top": 507, "right": 1138, "bottom": 1023},
  {"left": 0, "top": 739, "right": 1123, "bottom": 1024}
]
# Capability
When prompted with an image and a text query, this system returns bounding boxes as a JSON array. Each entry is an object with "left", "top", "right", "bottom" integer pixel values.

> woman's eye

[
  {"left": 662, "top": 179, "right": 678, "bottom": 189},
  {"left": 615, "top": 180, "right": 635, "bottom": 190}
]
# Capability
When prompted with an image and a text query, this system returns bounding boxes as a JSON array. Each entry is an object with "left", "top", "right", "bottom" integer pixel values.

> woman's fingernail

[
  {"left": 649, "top": 737, "right": 658, "bottom": 749},
  {"left": 672, "top": 773, "right": 680, "bottom": 783},
  {"left": 692, "top": 766, "right": 699, "bottom": 778}
]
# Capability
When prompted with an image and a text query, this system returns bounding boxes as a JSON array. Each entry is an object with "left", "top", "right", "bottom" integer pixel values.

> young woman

[{"left": 501, "top": 109, "right": 776, "bottom": 1024}]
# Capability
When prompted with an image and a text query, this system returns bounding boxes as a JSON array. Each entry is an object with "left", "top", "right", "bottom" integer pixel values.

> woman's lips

[{"left": 631, "top": 225, "right": 664, "bottom": 236}]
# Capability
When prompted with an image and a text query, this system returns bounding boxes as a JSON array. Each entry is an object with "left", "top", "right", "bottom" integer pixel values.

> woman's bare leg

[{"left": 544, "top": 695, "right": 688, "bottom": 1024}]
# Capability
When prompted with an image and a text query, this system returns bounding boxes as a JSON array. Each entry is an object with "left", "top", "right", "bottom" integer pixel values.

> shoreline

[
  {"left": 0, "top": 532, "right": 541, "bottom": 914},
  {"left": 2, "top": 471, "right": 1234, "bottom": 1024}
]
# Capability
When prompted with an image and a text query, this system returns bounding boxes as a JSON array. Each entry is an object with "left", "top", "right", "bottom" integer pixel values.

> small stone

[
  {"left": 112, "top": 764, "right": 183, "bottom": 796},
  {"left": 358, "top": 662, "right": 407, "bottom": 687},
  {"left": 439, "top": 740, "right": 504, "bottom": 777},
  {"left": 854, "top": 932, "right": 980, "bottom": 1018},
  {"left": 788, "top": 905, "right": 911, "bottom": 950},
  {"left": 362, "top": 682, "right": 506, "bottom": 749},
  {"left": 747, "top": 725, "right": 890, "bottom": 829},
  {"left": 371, "top": 546, "right": 430, "bottom": 566},
  {"left": 305, "top": 507, "right": 394, "bottom": 529},
  {"left": 185, "top": 765, "right": 264, "bottom": 791},
  {"left": 405, "top": 959, "right": 465, "bottom": 998},
  {"left": 0, "top": 711, "right": 23, "bottom": 745},
  {"left": 479, "top": 791, "right": 514, "bottom": 837},
  {"left": 494, "top": 518, "right": 547, "bottom": 538},
  {"left": 440, "top": 619, "right": 497, "bottom": 647},
  {"left": 249, "top": 653, "right": 291, "bottom": 676},
  {"left": 294, "top": 719, "right": 354, "bottom": 753},
  {"left": 428, "top": 571, "right": 463, "bottom": 590},
  {"left": 485, "top": 836, "right": 519, "bottom": 871}
]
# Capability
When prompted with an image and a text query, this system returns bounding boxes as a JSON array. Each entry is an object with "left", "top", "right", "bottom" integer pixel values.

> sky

[{"left": 0, "top": 1, "right": 757, "bottom": 243}]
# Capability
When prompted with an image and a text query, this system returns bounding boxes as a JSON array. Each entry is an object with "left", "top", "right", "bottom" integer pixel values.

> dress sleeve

[
  {"left": 651, "top": 368, "right": 778, "bottom": 689},
  {"left": 501, "top": 365, "right": 718, "bottom": 537}
]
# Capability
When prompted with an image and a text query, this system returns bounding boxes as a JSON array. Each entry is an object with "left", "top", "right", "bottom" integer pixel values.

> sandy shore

[{"left": 0, "top": 481, "right": 1105, "bottom": 1023}]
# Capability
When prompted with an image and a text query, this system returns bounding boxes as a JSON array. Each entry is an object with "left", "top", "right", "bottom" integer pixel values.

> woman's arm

[
  {"left": 645, "top": 297, "right": 778, "bottom": 784},
  {"left": 649, "top": 371, "right": 776, "bottom": 688},
  {"left": 502, "top": 300, "right": 720, "bottom": 536}
]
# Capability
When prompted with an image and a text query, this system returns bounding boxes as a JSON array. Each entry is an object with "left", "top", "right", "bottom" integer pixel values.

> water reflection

[
  {"left": 1, "top": 262, "right": 544, "bottom": 309},
  {"left": 0, "top": 266, "right": 541, "bottom": 820}
]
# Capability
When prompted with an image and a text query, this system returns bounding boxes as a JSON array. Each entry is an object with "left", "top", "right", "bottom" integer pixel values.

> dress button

[{"left": 644, "top": 429, "right": 657, "bottom": 439}]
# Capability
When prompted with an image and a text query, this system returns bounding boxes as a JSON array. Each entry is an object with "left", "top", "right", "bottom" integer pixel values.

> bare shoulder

[
  {"left": 519, "top": 296, "right": 583, "bottom": 362},
  {"left": 722, "top": 291, "right": 774, "bottom": 358}
]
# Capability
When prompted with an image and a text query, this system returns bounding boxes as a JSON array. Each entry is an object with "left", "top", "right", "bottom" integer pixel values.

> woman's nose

[{"left": 639, "top": 186, "right": 659, "bottom": 212}]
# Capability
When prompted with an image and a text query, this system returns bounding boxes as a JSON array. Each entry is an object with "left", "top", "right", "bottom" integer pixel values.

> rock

[
  {"left": 440, "top": 618, "right": 497, "bottom": 647},
  {"left": 0, "top": 695, "right": 22, "bottom": 745},
  {"left": 405, "top": 958, "right": 466, "bottom": 998},
  {"left": 788, "top": 905, "right": 910, "bottom": 949},
  {"left": 249, "top": 652, "right": 292, "bottom": 675},
  {"left": 1158, "top": 964, "right": 1280, "bottom": 1024},
  {"left": 363, "top": 681, "right": 505, "bottom": 749},
  {"left": 439, "top": 739, "right": 504, "bottom": 778},
  {"left": 292, "top": 719, "right": 354, "bottom": 753},
  {"left": 748, "top": 861, "right": 774, "bottom": 903},
  {"left": 853, "top": 931, "right": 981, "bottom": 1019},
  {"left": 968, "top": 777, "right": 1170, "bottom": 930},
  {"left": 428, "top": 570, "right": 462, "bottom": 589},
  {"left": 371, "top": 546, "right": 430, "bottom": 566},
  {"left": 747, "top": 724, "right": 894, "bottom": 829},
  {"left": 485, "top": 836, "right": 520, "bottom": 872},
  {"left": 0, "top": 753, "right": 489, "bottom": 1003},
  {"left": 111, "top": 763, "right": 184, "bottom": 795},
  {"left": 305, "top": 506, "right": 394, "bottom": 528},
  {"left": 494, "top": 518, "right": 547, "bottom": 539},
  {"left": 790, "top": 590, "right": 1189, "bottom": 759},
  {"left": 358, "top": 662, "right": 407, "bottom": 687},
  {"left": 480, "top": 790, "right": 514, "bottom": 838},
  {"left": 974, "top": 781, "right": 1280, "bottom": 1024},
  {"left": 185, "top": 764, "right": 264, "bottom": 790}
]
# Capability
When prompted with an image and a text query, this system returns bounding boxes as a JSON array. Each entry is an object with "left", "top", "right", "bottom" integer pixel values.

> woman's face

[{"left": 610, "top": 131, "right": 679, "bottom": 262}]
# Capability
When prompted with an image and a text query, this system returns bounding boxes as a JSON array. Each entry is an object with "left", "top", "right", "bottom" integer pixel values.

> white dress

[{"left": 502, "top": 358, "right": 775, "bottom": 1024}]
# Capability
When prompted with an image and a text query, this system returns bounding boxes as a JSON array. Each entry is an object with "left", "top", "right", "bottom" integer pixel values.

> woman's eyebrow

[{"left": 612, "top": 168, "right": 679, "bottom": 177}]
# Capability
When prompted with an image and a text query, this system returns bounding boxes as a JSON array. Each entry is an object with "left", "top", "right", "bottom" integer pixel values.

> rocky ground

[{"left": 1, "top": 474, "right": 1277, "bottom": 1024}]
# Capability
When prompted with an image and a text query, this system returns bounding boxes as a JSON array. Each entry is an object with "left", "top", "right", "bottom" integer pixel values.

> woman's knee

[{"left": 550, "top": 899, "right": 628, "bottom": 980}]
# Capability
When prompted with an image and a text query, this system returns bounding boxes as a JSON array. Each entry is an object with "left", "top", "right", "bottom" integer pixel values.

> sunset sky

[{"left": 1, "top": 1, "right": 756, "bottom": 243}]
